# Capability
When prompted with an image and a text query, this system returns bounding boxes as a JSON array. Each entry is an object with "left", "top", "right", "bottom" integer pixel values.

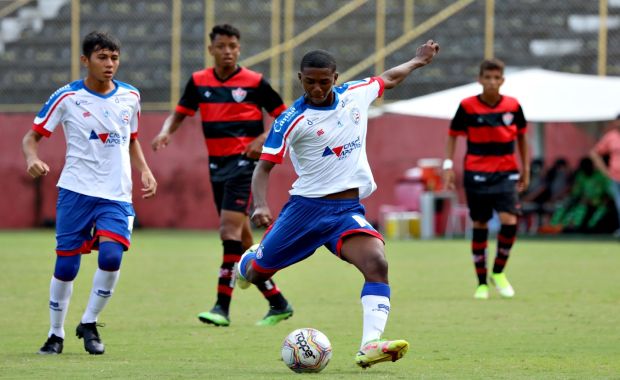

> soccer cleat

[
  {"left": 37, "top": 334, "right": 64, "bottom": 355},
  {"left": 473, "top": 284, "right": 489, "bottom": 299},
  {"left": 256, "top": 303, "right": 294, "bottom": 326},
  {"left": 490, "top": 272, "right": 515, "bottom": 298},
  {"left": 355, "top": 339, "right": 409, "bottom": 369},
  {"left": 76, "top": 322, "right": 105, "bottom": 355},
  {"left": 233, "top": 262, "right": 251, "bottom": 290},
  {"left": 197, "top": 305, "right": 230, "bottom": 327}
]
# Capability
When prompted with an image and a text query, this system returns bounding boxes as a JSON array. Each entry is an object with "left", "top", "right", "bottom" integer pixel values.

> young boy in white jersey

[
  {"left": 235, "top": 40, "right": 439, "bottom": 368},
  {"left": 22, "top": 31, "right": 157, "bottom": 355}
]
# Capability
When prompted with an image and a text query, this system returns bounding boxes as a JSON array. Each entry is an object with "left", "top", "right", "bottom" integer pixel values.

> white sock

[
  {"left": 81, "top": 269, "right": 120, "bottom": 324},
  {"left": 48, "top": 277, "right": 73, "bottom": 339},
  {"left": 360, "top": 295, "right": 391, "bottom": 349}
]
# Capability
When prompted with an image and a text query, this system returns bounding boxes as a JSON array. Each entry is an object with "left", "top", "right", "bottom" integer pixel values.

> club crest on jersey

[
  {"left": 322, "top": 136, "right": 361, "bottom": 160},
  {"left": 231, "top": 87, "right": 247, "bottom": 103},
  {"left": 502, "top": 112, "right": 514, "bottom": 126},
  {"left": 120, "top": 109, "right": 130, "bottom": 125},
  {"left": 350, "top": 107, "right": 361, "bottom": 125}
]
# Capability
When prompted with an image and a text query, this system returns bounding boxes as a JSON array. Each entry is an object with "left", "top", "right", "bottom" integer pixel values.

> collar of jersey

[
  {"left": 304, "top": 91, "right": 340, "bottom": 111},
  {"left": 79, "top": 79, "right": 119, "bottom": 99}
]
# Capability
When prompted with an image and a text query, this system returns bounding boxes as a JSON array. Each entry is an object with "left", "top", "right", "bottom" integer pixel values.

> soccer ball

[{"left": 281, "top": 328, "right": 332, "bottom": 373}]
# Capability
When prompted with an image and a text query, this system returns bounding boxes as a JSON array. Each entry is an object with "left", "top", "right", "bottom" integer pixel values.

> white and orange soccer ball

[{"left": 281, "top": 328, "right": 332, "bottom": 373}]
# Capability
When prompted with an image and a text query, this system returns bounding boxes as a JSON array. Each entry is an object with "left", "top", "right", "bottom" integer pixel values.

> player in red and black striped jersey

[
  {"left": 151, "top": 24, "right": 292, "bottom": 326},
  {"left": 443, "top": 58, "right": 530, "bottom": 300}
]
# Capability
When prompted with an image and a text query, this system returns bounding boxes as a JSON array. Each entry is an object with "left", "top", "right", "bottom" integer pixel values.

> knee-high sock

[
  {"left": 81, "top": 269, "right": 120, "bottom": 324},
  {"left": 493, "top": 224, "right": 517, "bottom": 274},
  {"left": 49, "top": 277, "right": 73, "bottom": 338},
  {"left": 216, "top": 240, "right": 243, "bottom": 313},
  {"left": 360, "top": 282, "right": 391, "bottom": 349},
  {"left": 472, "top": 228, "right": 489, "bottom": 285},
  {"left": 255, "top": 279, "right": 288, "bottom": 310}
]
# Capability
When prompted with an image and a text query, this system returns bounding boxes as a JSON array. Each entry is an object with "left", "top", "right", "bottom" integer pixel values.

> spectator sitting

[{"left": 545, "top": 157, "right": 612, "bottom": 233}]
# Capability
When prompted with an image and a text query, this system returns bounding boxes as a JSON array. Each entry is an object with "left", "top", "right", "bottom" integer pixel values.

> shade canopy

[{"left": 383, "top": 68, "right": 620, "bottom": 123}]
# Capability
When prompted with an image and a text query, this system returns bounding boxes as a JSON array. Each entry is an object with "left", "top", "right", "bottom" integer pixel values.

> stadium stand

[{"left": 0, "top": 0, "right": 618, "bottom": 107}]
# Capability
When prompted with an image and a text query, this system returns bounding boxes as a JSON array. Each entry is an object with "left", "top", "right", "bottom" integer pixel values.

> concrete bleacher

[{"left": 0, "top": 0, "right": 618, "bottom": 107}]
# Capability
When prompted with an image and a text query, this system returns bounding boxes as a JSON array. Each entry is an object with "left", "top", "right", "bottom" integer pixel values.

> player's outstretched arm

[
  {"left": 251, "top": 160, "right": 276, "bottom": 227},
  {"left": 151, "top": 111, "right": 187, "bottom": 151},
  {"left": 380, "top": 39, "right": 439, "bottom": 90},
  {"left": 22, "top": 130, "right": 50, "bottom": 178},
  {"left": 130, "top": 139, "right": 157, "bottom": 199}
]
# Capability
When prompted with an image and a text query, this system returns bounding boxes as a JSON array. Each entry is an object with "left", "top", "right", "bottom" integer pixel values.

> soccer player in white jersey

[
  {"left": 22, "top": 31, "right": 157, "bottom": 355},
  {"left": 235, "top": 40, "right": 439, "bottom": 368}
]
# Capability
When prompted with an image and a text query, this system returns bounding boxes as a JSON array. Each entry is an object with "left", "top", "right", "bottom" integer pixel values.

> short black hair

[
  {"left": 209, "top": 24, "right": 240, "bottom": 42},
  {"left": 479, "top": 58, "right": 504, "bottom": 76},
  {"left": 82, "top": 31, "right": 120, "bottom": 57},
  {"left": 300, "top": 50, "right": 337, "bottom": 72}
]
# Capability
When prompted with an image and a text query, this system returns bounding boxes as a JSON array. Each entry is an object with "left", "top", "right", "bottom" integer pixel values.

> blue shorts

[
  {"left": 252, "top": 195, "right": 383, "bottom": 274},
  {"left": 55, "top": 188, "right": 135, "bottom": 256}
]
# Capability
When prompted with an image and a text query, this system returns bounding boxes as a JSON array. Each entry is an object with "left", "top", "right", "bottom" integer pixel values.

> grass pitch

[{"left": 0, "top": 230, "right": 618, "bottom": 379}]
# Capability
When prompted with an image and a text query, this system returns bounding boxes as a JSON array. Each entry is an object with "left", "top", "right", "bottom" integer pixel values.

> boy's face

[
  {"left": 209, "top": 34, "right": 240, "bottom": 70},
  {"left": 298, "top": 67, "right": 338, "bottom": 107},
  {"left": 82, "top": 48, "right": 120, "bottom": 82},
  {"left": 478, "top": 69, "right": 504, "bottom": 94}
]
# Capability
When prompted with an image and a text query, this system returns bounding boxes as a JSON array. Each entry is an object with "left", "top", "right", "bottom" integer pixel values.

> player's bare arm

[
  {"left": 22, "top": 130, "right": 50, "bottom": 178},
  {"left": 251, "top": 160, "right": 276, "bottom": 227},
  {"left": 130, "top": 139, "right": 157, "bottom": 199},
  {"left": 151, "top": 111, "right": 187, "bottom": 151},
  {"left": 442, "top": 135, "right": 457, "bottom": 190},
  {"left": 516, "top": 133, "right": 530, "bottom": 192},
  {"left": 244, "top": 132, "right": 268, "bottom": 159},
  {"left": 380, "top": 39, "right": 439, "bottom": 89}
]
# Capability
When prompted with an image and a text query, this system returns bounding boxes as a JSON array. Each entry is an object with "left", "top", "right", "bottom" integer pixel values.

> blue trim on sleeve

[
  {"left": 361, "top": 282, "right": 391, "bottom": 298},
  {"left": 36, "top": 80, "right": 83, "bottom": 118}
]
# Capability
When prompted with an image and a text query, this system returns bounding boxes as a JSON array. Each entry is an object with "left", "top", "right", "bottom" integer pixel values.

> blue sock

[
  {"left": 360, "top": 282, "right": 391, "bottom": 299},
  {"left": 98, "top": 241, "right": 124, "bottom": 271}
]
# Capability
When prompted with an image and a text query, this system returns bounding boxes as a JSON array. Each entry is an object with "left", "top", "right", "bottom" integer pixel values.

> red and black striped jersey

[
  {"left": 176, "top": 66, "right": 286, "bottom": 180},
  {"left": 450, "top": 95, "right": 527, "bottom": 192}
]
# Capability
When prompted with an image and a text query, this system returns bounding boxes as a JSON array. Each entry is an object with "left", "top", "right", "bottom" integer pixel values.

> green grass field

[{"left": 0, "top": 230, "right": 618, "bottom": 379}]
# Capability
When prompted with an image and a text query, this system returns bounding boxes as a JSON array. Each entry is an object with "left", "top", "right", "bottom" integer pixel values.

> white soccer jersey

[
  {"left": 262, "top": 77, "right": 384, "bottom": 199},
  {"left": 33, "top": 79, "right": 141, "bottom": 203}
]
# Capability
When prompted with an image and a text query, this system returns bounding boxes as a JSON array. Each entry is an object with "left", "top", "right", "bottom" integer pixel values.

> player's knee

[
  {"left": 98, "top": 241, "right": 124, "bottom": 271},
  {"left": 362, "top": 251, "right": 389, "bottom": 281},
  {"left": 54, "top": 254, "right": 81, "bottom": 281}
]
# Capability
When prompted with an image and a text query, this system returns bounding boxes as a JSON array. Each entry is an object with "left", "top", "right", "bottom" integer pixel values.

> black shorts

[
  {"left": 465, "top": 190, "right": 520, "bottom": 223},
  {"left": 211, "top": 174, "right": 252, "bottom": 215}
]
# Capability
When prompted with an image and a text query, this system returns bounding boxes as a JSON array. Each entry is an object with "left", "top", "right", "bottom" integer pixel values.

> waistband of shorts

[{"left": 290, "top": 195, "right": 361, "bottom": 207}]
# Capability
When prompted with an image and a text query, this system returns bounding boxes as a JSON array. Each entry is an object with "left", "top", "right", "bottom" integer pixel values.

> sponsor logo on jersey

[
  {"left": 502, "top": 112, "right": 514, "bottom": 126},
  {"left": 350, "top": 107, "right": 361, "bottom": 125},
  {"left": 89, "top": 130, "right": 127, "bottom": 146},
  {"left": 231, "top": 87, "right": 247, "bottom": 102},
  {"left": 273, "top": 108, "right": 299, "bottom": 133},
  {"left": 76, "top": 99, "right": 90, "bottom": 106},
  {"left": 321, "top": 136, "right": 361, "bottom": 160},
  {"left": 204, "top": 90, "right": 212, "bottom": 98},
  {"left": 120, "top": 109, "right": 130, "bottom": 125}
]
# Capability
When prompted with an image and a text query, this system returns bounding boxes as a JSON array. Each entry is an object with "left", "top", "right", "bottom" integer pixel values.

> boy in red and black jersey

[
  {"left": 152, "top": 24, "right": 292, "bottom": 326},
  {"left": 443, "top": 58, "right": 530, "bottom": 300}
]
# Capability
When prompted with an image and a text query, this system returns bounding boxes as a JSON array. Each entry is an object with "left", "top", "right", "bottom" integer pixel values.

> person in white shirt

[
  {"left": 22, "top": 31, "right": 157, "bottom": 356},
  {"left": 235, "top": 40, "right": 439, "bottom": 369}
]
